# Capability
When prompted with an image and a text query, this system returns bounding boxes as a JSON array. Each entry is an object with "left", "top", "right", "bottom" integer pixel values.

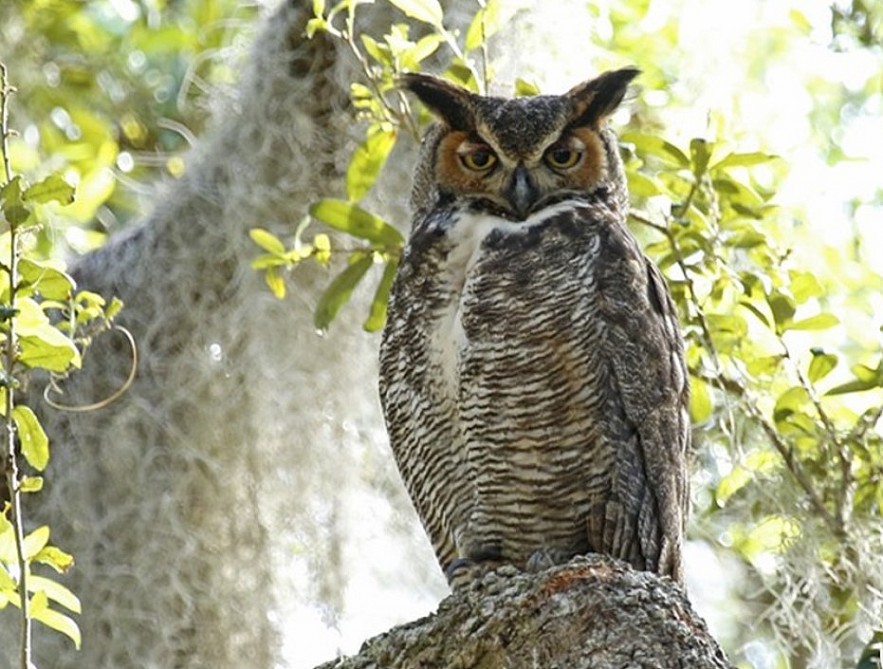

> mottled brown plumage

[{"left": 379, "top": 69, "right": 690, "bottom": 587}]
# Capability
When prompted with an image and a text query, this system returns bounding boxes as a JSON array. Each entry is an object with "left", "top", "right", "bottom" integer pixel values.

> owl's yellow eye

[
  {"left": 545, "top": 145, "right": 582, "bottom": 170},
  {"left": 460, "top": 146, "right": 497, "bottom": 172}
]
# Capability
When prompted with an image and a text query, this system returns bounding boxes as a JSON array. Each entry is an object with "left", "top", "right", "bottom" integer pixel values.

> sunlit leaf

[
  {"left": 747, "top": 355, "right": 784, "bottom": 378},
  {"left": 19, "top": 331, "right": 82, "bottom": 372},
  {"left": 249, "top": 228, "right": 286, "bottom": 255},
  {"left": 388, "top": 0, "right": 444, "bottom": 27},
  {"left": 363, "top": 257, "right": 399, "bottom": 332},
  {"left": 264, "top": 266, "right": 286, "bottom": 299},
  {"left": 690, "top": 138, "right": 712, "bottom": 177},
  {"left": 12, "top": 405, "right": 50, "bottom": 471},
  {"left": 23, "top": 526, "right": 51, "bottom": 560},
  {"left": 621, "top": 132, "right": 689, "bottom": 167},
  {"left": 0, "top": 564, "right": 17, "bottom": 595},
  {"left": 310, "top": 199, "right": 404, "bottom": 246},
  {"left": 29, "top": 575, "right": 80, "bottom": 613},
  {"left": 787, "top": 313, "right": 839, "bottom": 331},
  {"left": 773, "top": 386, "right": 811, "bottom": 426},
  {"left": 465, "top": 0, "right": 502, "bottom": 51},
  {"left": 766, "top": 290, "right": 796, "bottom": 331},
  {"left": 361, "top": 34, "right": 391, "bottom": 66},
  {"left": 716, "top": 465, "right": 751, "bottom": 506},
  {"left": 346, "top": 128, "right": 398, "bottom": 202},
  {"left": 30, "top": 591, "right": 81, "bottom": 649},
  {"left": 808, "top": 350, "right": 838, "bottom": 383},
  {"left": 18, "top": 259, "right": 76, "bottom": 301},
  {"left": 713, "top": 151, "right": 778, "bottom": 169},
  {"left": 33, "top": 545, "right": 75, "bottom": 574},
  {"left": 402, "top": 34, "right": 445, "bottom": 70},
  {"left": 20, "top": 476, "right": 44, "bottom": 493},
  {"left": 23, "top": 174, "right": 75, "bottom": 205},
  {"left": 0, "top": 176, "right": 30, "bottom": 226},
  {"left": 789, "top": 270, "right": 823, "bottom": 303},
  {"left": 826, "top": 362, "right": 883, "bottom": 395},
  {"left": 689, "top": 375, "right": 713, "bottom": 423},
  {"left": 314, "top": 254, "right": 374, "bottom": 331}
]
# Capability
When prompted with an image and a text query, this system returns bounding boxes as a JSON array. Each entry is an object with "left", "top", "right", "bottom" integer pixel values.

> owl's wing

[
  {"left": 592, "top": 222, "right": 690, "bottom": 581},
  {"left": 378, "top": 246, "right": 462, "bottom": 574}
]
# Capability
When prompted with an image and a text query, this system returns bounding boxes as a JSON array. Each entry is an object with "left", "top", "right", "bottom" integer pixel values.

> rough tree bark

[{"left": 317, "top": 556, "right": 734, "bottom": 669}]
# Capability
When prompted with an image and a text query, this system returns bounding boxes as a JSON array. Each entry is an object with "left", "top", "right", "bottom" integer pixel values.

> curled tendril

[{"left": 42, "top": 325, "right": 138, "bottom": 413}]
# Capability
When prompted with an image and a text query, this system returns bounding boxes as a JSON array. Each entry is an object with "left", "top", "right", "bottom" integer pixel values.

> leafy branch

[
  {"left": 1, "top": 62, "right": 130, "bottom": 665},
  {"left": 251, "top": 0, "right": 504, "bottom": 331}
]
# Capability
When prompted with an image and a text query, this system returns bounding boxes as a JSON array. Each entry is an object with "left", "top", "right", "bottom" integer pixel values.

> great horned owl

[{"left": 379, "top": 68, "right": 690, "bottom": 587}]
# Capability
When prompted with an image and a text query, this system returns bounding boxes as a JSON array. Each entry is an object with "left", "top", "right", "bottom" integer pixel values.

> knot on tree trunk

[{"left": 317, "top": 555, "right": 733, "bottom": 669}]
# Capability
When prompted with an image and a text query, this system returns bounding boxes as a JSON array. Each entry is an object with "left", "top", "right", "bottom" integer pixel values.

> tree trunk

[{"left": 316, "top": 556, "right": 733, "bottom": 669}]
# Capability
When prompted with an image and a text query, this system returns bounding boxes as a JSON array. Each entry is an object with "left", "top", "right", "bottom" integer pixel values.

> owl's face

[{"left": 403, "top": 68, "right": 638, "bottom": 221}]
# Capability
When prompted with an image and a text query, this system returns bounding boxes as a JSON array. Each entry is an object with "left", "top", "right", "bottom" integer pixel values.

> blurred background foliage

[
  {"left": 0, "top": 0, "right": 257, "bottom": 255},
  {"left": 1, "top": 1, "right": 883, "bottom": 668}
]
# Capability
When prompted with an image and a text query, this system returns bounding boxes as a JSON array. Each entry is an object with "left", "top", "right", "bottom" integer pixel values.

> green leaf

[
  {"left": 0, "top": 564, "right": 17, "bottom": 595},
  {"left": 264, "top": 266, "right": 286, "bottom": 299},
  {"left": 712, "top": 151, "right": 778, "bottom": 170},
  {"left": 689, "top": 375, "right": 713, "bottom": 423},
  {"left": 826, "top": 361, "right": 883, "bottom": 395},
  {"left": 363, "top": 257, "right": 399, "bottom": 332},
  {"left": 20, "top": 476, "right": 44, "bottom": 493},
  {"left": 690, "top": 138, "right": 712, "bottom": 177},
  {"left": 249, "top": 228, "right": 286, "bottom": 255},
  {"left": 747, "top": 355, "right": 784, "bottom": 378},
  {"left": 29, "top": 575, "right": 80, "bottom": 613},
  {"left": 19, "top": 330, "right": 82, "bottom": 372},
  {"left": 787, "top": 313, "right": 839, "bottom": 331},
  {"left": 361, "top": 34, "right": 392, "bottom": 66},
  {"left": 18, "top": 259, "right": 76, "bottom": 300},
  {"left": 23, "top": 526, "right": 51, "bottom": 560},
  {"left": 766, "top": 290, "right": 796, "bottom": 331},
  {"left": 465, "top": 0, "right": 501, "bottom": 51},
  {"left": 23, "top": 174, "right": 75, "bottom": 205},
  {"left": 310, "top": 199, "right": 404, "bottom": 246},
  {"left": 30, "top": 591, "right": 81, "bottom": 649},
  {"left": 716, "top": 465, "right": 751, "bottom": 506},
  {"left": 12, "top": 405, "right": 50, "bottom": 471},
  {"left": 773, "top": 386, "right": 811, "bottom": 426},
  {"left": 388, "top": 0, "right": 444, "bottom": 27},
  {"left": 314, "top": 254, "right": 374, "bottom": 331},
  {"left": 33, "top": 546, "right": 75, "bottom": 574},
  {"left": 808, "top": 350, "right": 838, "bottom": 383},
  {"left": 402, "top": 33, "right": 445, "bottom": 70},
  {"left": 105, "top": 297, "right": 124, "bottom": 320},
  {"left": 789, "top": 270, "right": 823, "bottom": 303},
  {"left": 621, "top": 132, "right": 689, "bottom": 167},
  {"left": 0, "top": 176, "right": 30, "bottom": 226},
  {"left": 346, "top": 128, "right": 397, "bottom": 202}
]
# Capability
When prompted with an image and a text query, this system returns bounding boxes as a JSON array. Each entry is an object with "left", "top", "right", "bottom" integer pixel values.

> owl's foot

[
  {"left": 445, "top": 551, "right": 506, "bottom": 591},
  {"left": 525, "top": 548, "right": 579, "bottom": 573}
]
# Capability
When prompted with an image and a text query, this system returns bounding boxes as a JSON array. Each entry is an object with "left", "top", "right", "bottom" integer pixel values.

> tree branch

[{"left": 315, "top": 555, "right": 733, "bottom": 669}]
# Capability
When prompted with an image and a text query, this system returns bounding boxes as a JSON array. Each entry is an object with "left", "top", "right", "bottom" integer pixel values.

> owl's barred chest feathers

[{"left": 379, "top": 67, "right": 689, "bottom": 587}]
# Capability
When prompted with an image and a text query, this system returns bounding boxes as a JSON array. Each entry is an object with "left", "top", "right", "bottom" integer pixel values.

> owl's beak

[{"left": 504, "top": 165, "right": 540, "bottom": 220}]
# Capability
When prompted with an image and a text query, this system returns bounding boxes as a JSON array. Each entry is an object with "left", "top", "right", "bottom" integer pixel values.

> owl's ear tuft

[
  {"left": 566, "top": 67, "right": 640, "bottom": 127},
  {"left": 399, "top": 73, "right": 476, "bottom": 131}
]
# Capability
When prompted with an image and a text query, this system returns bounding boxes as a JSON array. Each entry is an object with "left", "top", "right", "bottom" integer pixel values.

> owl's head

[{"left": 402, "top": 68, "right": 638, "bottom": 222}]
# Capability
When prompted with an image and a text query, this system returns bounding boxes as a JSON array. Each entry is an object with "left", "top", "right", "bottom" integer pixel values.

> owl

[{"left": 378, "top": 68, "right": 690, "bottom": 588}]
